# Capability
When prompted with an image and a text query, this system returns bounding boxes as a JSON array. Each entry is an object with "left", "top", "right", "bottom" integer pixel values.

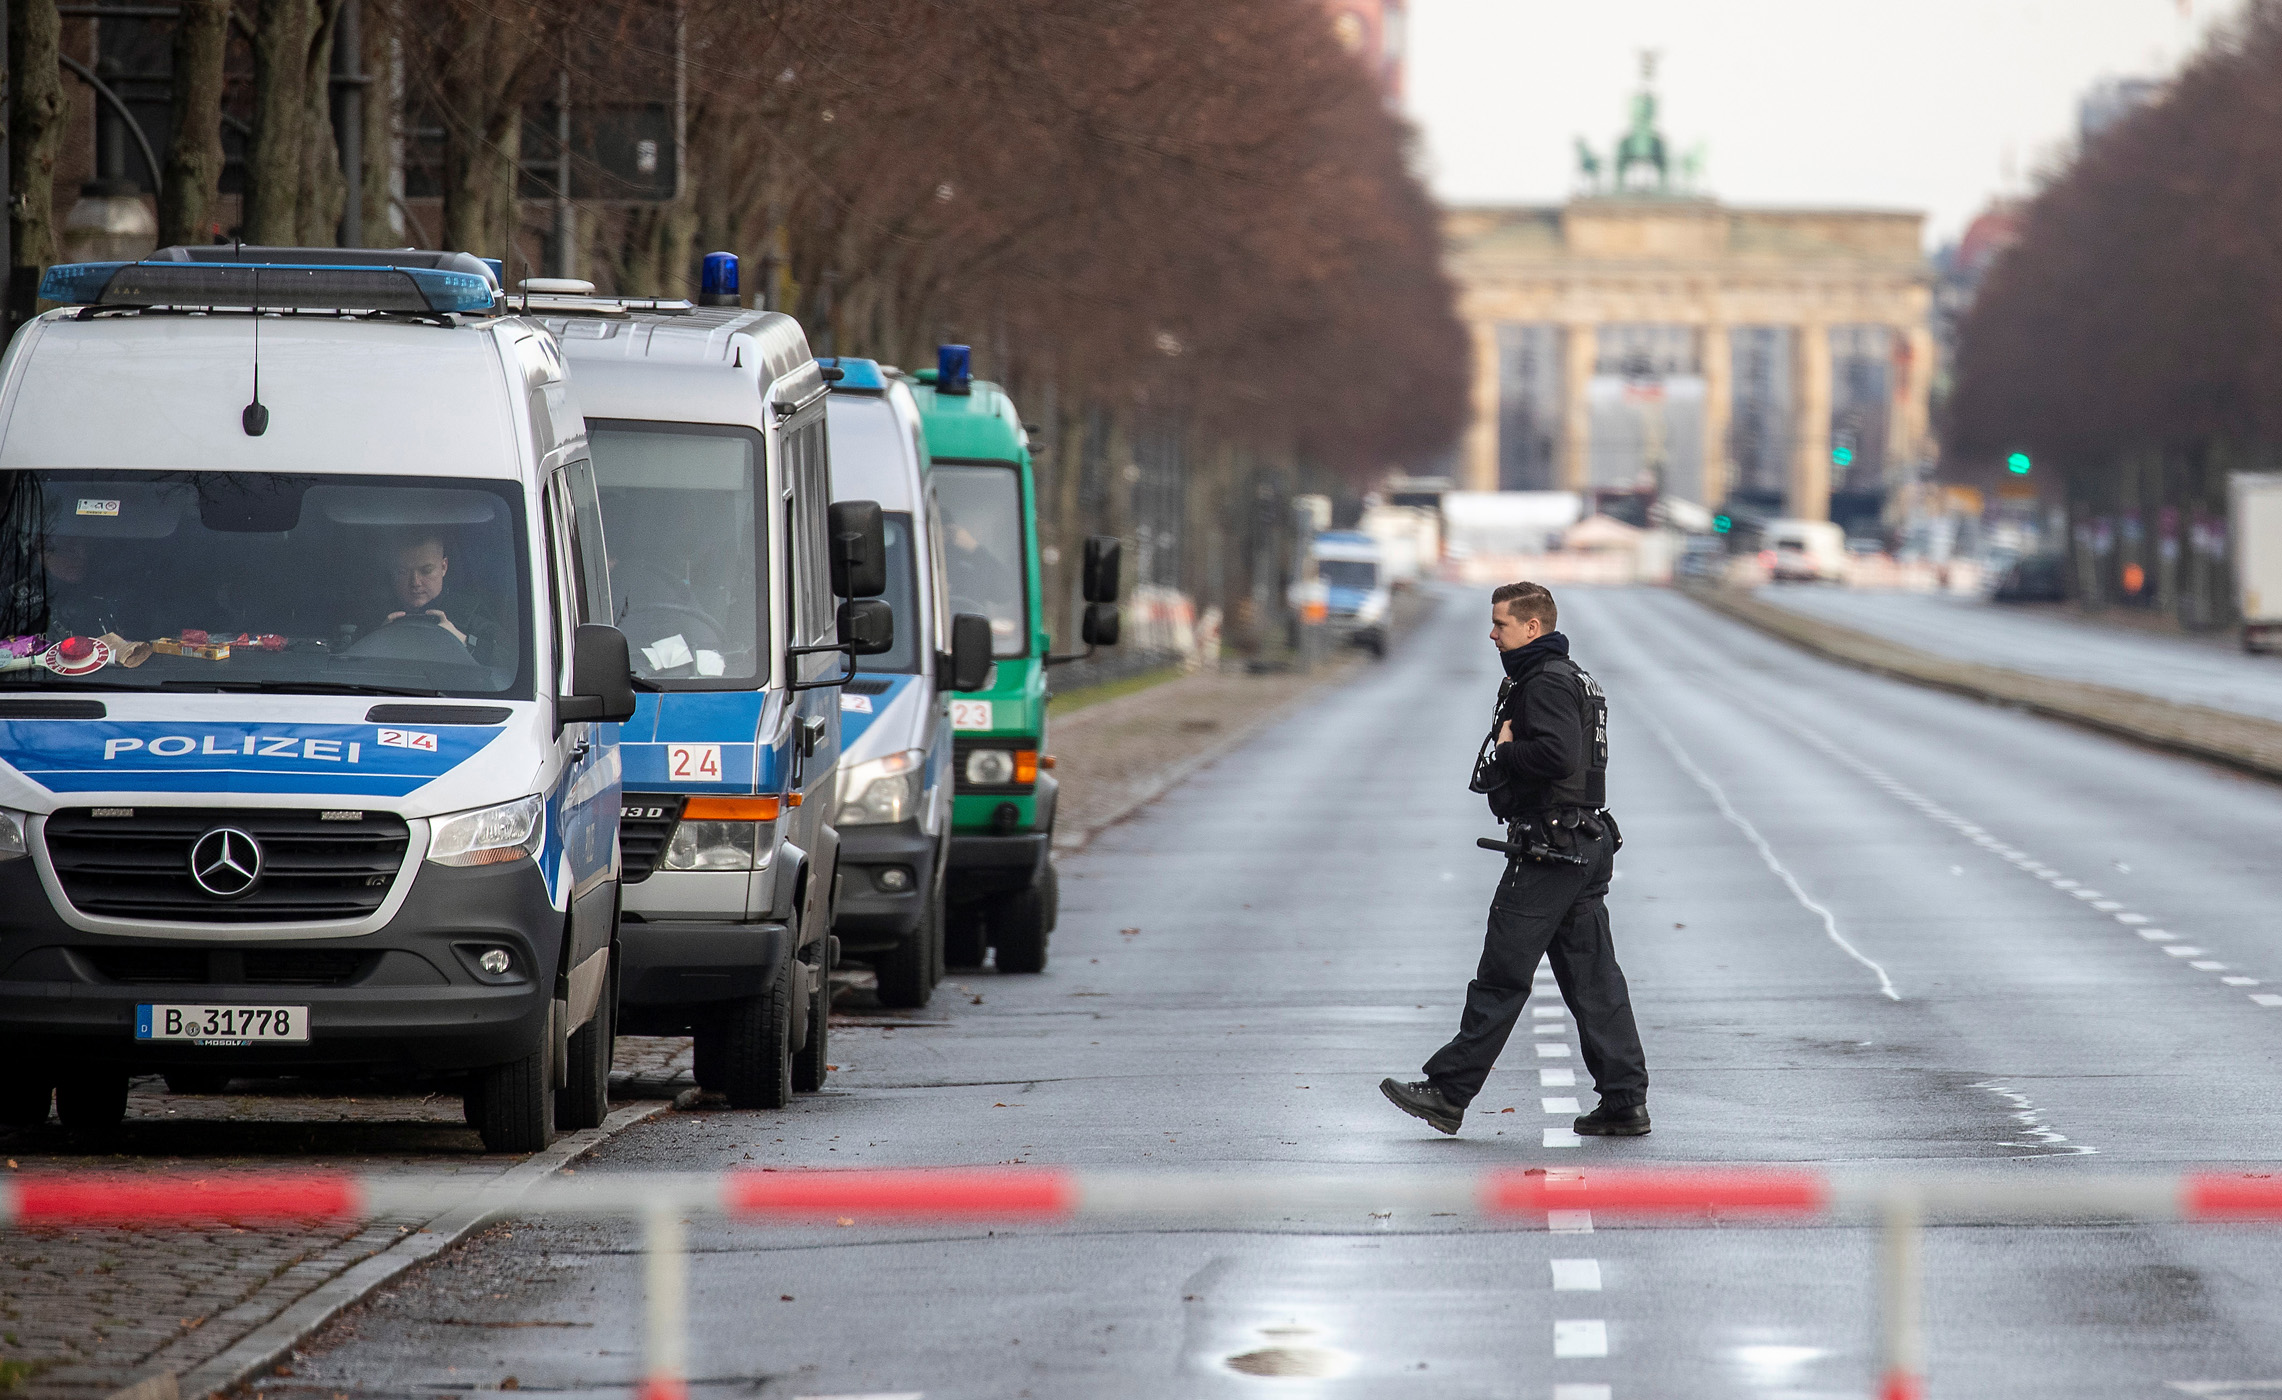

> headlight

[
  {"left": 0, "top": 809, "right": 25, "bottom": 862},
  {"left": 837, "top": 749, "right": 924, "bottom": 827},
  {"left": 1355, "top": 592, "right": 1387, "bottom": 623},
  {"left": 961, "top": 746, "right": 1037, "bottom": 788},
  {"left": 964, "top": 748, "right": 1014, "bottom": 785},
  {"left": 663, "top": 820, "right": 764, "bottom": 871},
  {"left": 427, "top": 795, "right": 544, "bottom": 867}
]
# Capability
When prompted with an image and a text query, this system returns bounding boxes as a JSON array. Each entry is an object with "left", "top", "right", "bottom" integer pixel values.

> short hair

[
  {"left": 390, "top": 530, "right": 448, "bottom": 560},
  {"left": 1490, "top": 581, "right": 1556, "bottom": 630}
]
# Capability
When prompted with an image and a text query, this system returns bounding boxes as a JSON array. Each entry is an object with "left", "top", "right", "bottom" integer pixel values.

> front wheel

[
  {"left": 989, "top": 862, "right": 1056, "bottom": 975},
  {"left": 873, "top": 885, "right": 941, "bottom": 1009},
  {"left": 471, "top": 1029, "right": 558, "bottom": 1154},
  {"left": 556, "top": 950, "right": 617, "bottom": 1132},
  {"left": 55, "top": 1069, "right": 129, "bottom": 1134},
  {"left": 715, "top": 948, "right": 795, "bottom": 1110},
  {"left": 944, "top": 901, "right": 987, "bottom": 970}
]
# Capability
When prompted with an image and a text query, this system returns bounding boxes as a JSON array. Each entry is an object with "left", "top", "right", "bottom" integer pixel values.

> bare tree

[
  {"left": 9, "top": 0, "right": 66, "bottom": 283},
  {"left": 158, "top": 0, "right": 232, "bottom": 247}
]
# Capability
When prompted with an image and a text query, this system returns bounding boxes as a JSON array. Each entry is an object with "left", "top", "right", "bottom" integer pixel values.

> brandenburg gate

[{"left": 1442, "top": 82, "right": 1934, "bottom": 524}]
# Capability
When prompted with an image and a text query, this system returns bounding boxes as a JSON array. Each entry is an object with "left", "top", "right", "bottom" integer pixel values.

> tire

[
  {"left": 791, "top": 950, "right": 831, "bottom": 1093},
  {"left": 873, "top": 891, "right": 938, "bottom": 1010},
  {"left": 555, "top": 950, "right": 617, "bottom": 1132},
  {"left": 473, "top": 1032, "right": 558, "bottom": 1153},
  {"left": 943, "top": 901, "right": 987, "bottom": 970},
  {"left": 989, "top": 867, "right": 1053, "bottom": 975},
  {"left": 1, "top": 1077, "right": 54, "bottom": 1128},
  {"left": 163, "top": 1070, "right": 232, "bottom": 1096},
  {"left": 720, "top": 947, "right": 795, "bottom": 1110},
  {"left": 55, "top": 1070, "right": 128, "bottom": 1133}
]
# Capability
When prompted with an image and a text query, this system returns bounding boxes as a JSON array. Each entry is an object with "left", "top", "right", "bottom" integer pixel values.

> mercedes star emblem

[{"left": 189, "top": 827, "right": 262, "bottom": 899}]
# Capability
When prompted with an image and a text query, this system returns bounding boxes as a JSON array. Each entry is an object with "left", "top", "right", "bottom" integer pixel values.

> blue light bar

[
  {"left": 936, "top": 344, "right": 972, "bottom": 395},
  {"left": 700, "top": 251, "right": 739, "bottom": 307},
  {"left": 817, "top": 356, "right": 886, "bottom": 392},
  {"left": 37, "top": 261, "right": 497, "bottom": 314}
]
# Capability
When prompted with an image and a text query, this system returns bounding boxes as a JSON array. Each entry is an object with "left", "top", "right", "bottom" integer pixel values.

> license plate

[{"left": 136, "top": 1004, "right": 309, "bottom": 1044}]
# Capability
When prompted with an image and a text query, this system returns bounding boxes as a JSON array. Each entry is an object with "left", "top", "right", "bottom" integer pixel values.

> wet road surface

[{"left": 274, "top": 585, "right": 2282, "bottom": 1399}]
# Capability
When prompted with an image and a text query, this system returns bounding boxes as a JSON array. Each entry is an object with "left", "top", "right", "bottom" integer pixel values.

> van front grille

[
  {"left": 44, "top": 807, "right": 410, "bottom": 923},
  {"left": 617, "top": 794, "right": 685, "bottom": 884}
]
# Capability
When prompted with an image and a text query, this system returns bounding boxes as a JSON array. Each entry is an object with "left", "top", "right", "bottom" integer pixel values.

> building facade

[{"left": 1443, "top": 198, "right": 1935, "bottom": 525}]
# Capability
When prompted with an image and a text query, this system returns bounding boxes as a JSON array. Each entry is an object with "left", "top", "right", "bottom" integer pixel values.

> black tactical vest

[{"left": 1474, "top": 655, "right": 1608, "bottom": 816}]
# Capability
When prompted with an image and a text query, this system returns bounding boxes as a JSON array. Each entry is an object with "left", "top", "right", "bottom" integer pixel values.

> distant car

[
  {"left": 1992, "top": 553, "right": 2069, "bottom": 603},
  {"left": 1761, "top": 519, "right": 1846, "bottom": 582},
  {"left": 1676, "top": 535, "right": 1728, "bottom": 582}
]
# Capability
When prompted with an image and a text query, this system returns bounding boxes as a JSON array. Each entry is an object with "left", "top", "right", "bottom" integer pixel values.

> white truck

[{"left": 2231, "top": 472, "right": 2282, "bottom": 653}]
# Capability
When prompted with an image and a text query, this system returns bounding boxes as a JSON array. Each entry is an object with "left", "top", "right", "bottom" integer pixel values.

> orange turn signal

[
  {"left": 1015, "top": 750, "right": 1038, "bottom": 784},
  {"left": 682, "top": 796, "right": 781, "bottom": 821}
]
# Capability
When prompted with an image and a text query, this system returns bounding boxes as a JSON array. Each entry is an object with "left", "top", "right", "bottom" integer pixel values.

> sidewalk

[{"left": 1694, "top": 585, "right": 2282, "bottom": 783}]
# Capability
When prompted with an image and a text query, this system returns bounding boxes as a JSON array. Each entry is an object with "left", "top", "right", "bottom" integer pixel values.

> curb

[
  {"left": 1687, "top": 586, "right": 2282, "bottom": 783},
  {"left": 166, "top": 1100, "right": 669, "bottom": 1400}
]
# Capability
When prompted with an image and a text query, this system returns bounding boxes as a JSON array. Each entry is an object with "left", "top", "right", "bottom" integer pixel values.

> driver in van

[
  {"left": 378, "top": 532, "right": 500, "bottom": 665},
  {"left": 37, "top": 534, "right": 131, "bottom": 638}
]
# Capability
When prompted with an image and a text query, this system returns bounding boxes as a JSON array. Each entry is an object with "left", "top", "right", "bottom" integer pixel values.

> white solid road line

[
  {"left": 1548, "top": 1210, "right": 1593, "bottom": 1233},
  {"left": 1550, "top": 1258, "right": 1603, "bottom": 1291},
  {"left": 1639, "top": 709, "right": 1901, "bottom": 1001},
  {"left": 1553, "top": 1320, "right": 1610, "bottom": 1359},
  {"left": 1541, "top": 1068, "right": 1577, "bottom": 1087},
  {"left": 1543, "top": 1096, "right": 1582, "bottom": 1114}
]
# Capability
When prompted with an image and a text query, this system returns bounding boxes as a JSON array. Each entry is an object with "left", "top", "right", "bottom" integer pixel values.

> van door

[
  {"left": 781, "top": 413, "right": 839, "bottom": 938},
  {"left": 548, "top": 461, "right": 622, "bottom": 1030}
]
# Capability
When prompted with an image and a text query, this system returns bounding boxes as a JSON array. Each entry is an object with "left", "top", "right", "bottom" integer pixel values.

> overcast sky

[{"left": 1404, "top": 0, "right": 2249, "bottom": 247}]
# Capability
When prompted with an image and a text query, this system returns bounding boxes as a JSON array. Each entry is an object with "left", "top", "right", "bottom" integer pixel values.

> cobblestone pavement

[{"left": 0, "top": 1038, "right": 696, "bottom": 1400}]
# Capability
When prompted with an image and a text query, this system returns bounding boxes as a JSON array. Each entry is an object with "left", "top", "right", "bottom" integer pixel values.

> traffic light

[
  {"left": 1712, "top": 513, "right": 1732, "bottom": 534},
  {"left": 2007, "top": 451, "right": 2032, "bottom": 475},
  {"left": 1831, "top": 445, "right": 1854, "bottom": 468}
]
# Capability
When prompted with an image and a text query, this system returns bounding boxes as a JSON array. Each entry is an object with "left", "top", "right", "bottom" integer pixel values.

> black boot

[
  {"left": 1573, "top": 1099, "right": 1651, "bottom": 1136},
  {"left": 1380, "top": 1077, "right": 1463, "bottom": 1135}
]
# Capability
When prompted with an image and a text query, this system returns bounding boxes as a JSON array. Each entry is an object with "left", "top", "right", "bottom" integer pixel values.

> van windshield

[
  {"left": 933, "top": 463, "right": 1027, "bottom": 658},
  {"left": 0, "top": 471, "right": 531, "bottom": 696},
  {"left": 589, "top": 422, "right": 766, "bottom": 686},
  {"left": 857, "top": 513, "right": 920, "bottom": 674},
  {"left": 1318, "top": 559, "right": 1378, "bottom": 589}
]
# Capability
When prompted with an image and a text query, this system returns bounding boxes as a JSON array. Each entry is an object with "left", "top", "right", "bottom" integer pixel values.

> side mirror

[
  {"left": 560, "top": 624, "right": 637, "bottom": 724},
  {"left": 945, "top": 612, "right": 994, "bottom": 692},
  {"left": 1081, "top": 602, "right": 1120, "bottom": 648},
  {"left": 838, "top": 598, "right": 895, "bottom": 656},
  {"left": 828, "top": 499, "right": 887, "bottom": 598},
  {"left": 1081, "top": 534, "right": 1121, "bottom": 604}
]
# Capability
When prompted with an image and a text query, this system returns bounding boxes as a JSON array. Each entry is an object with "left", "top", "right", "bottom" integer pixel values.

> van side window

[
  {"left": 786, "top": 417, "right": 834, "bottom": 646},
  {"left": 562, "top": 458, "right": 612, "bottom": 626}
]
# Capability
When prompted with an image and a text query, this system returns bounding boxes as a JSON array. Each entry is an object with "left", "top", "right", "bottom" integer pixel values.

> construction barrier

[{"left": 16, "top": 1164, "right": 2282, "bottom": 1400}]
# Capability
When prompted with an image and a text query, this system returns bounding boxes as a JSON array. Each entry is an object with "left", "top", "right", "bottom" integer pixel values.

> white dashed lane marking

[
  {"left": 1553, "top": 1320, "right": 1609, "bottom": 1359},
  {"left": 1544, "top": 1128, "right": 1582, "bottom": 1149},
  {"left": 1534, "top": 1023, "right": 1568, "bottom": 1035},
  {"left": 2163, "top": 947, "right": 2207, "bottom": 958},
  {"left": 1533, "top": 1006, "right": 1567, "bottom": 1018},
  {"left": 1550, "top": 1259, "right": 1603, "bottom": 1291},
  {"left": 1548, "top": 1210, "right": 1593, "bottom": 1234},
  {"left": 1537, "top": 1043, "right": 1571, "bottom": 1058},
  {"left": 2253, "top": 994, "right": 2282, "bottom": 1008},
  {"left": 1543, "top": 1096, "right": 1582, "bottom": 1114},
  {"left": 1541, "top": 1068, "right": 1577, "bottom": 1087},
  {"left": 1554, "top": 1386, "right": 1613, "bottom": 1400},
  {"left": 2225, "top": 977, "right": 2263, "bottom": 987}
]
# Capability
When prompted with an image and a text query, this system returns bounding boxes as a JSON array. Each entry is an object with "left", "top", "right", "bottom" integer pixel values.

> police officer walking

[{"left": 1381, "top": 582, "right": 1650, "bottom": 1137}]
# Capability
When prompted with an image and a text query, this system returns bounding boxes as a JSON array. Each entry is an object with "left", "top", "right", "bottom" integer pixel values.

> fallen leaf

[
  {"left": 780, "top": 1295, "right": 794, "bottom": 1302},
  {"left": 1120, "top": 927, "right": 1140, "bottom": 935},
  {"left": 835, "top": 1217, "right": 854, "bottom": 1227},
  {"left": 1500, "top": 1107, "right": 1515, "bottom": 1114},
  {"left": 1673, "top": 922, "right": 1685, "bottom": 929},
  {"left": 500, "top": 1379, "right": 519, "bottom": 1391}
]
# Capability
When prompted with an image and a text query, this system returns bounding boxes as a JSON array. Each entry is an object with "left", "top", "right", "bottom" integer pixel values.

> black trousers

[{"left": 1422, "top": 826, "right": 1648, "bottom": 1110}]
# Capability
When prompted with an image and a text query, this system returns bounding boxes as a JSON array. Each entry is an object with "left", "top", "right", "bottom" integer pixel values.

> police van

[
  {"left": 526, "top": 257, "right": 892, "bottom": 1109},
  {"left": 821, "top": 357, "right": 991, "bottom": 1008},
  {"left": 0, "top": 247, "right": 636, "bottom": 1153}
]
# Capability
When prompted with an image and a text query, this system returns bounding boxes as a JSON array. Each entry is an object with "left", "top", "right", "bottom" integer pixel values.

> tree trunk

[
  {"left": 360, "top": 0, "right": 398, "bottom": 246},
  {"left": 157, "top": 0, "right": 230, "bottom": 247},
  {"left": 437, "top": 2, "right": 547, "bottom": 261},
  {"left": 246, "top": 0, "right": 317, "bottom": 244},
  {"left": 9, "top": 0, "right": 65, "bottom": 281},
  {"left": 294, "top": 0, "right": 346, "bottom": 245}
]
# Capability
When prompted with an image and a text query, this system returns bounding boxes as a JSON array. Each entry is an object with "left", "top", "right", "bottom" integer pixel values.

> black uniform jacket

[{"left": 1485, "top": 630, "right": 1587, "bottom": 820}]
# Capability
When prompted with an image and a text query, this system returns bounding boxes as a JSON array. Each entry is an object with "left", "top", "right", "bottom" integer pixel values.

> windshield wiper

[{"left": 156, "top": 680, "right": 444, "bottom": 697}]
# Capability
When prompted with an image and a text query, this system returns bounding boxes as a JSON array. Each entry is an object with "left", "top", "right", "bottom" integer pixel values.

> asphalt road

[
  {"left": 1756, "top": 583, "right": 2282, "bottom": 723},
  {"left": 276, "top": 585, "right": 2282, "bottom": 1399}
]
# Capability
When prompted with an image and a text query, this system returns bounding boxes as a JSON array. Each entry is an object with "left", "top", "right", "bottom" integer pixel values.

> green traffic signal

[
  {"left": 1831, "top": 446, "right": 1855, "bottom": 467},
  {"left": 2007, "top": 451, "right": 2032, "bottom": 475},
  {"left": 1712, "top": 513, "right": 1732, "bottom": 534}
]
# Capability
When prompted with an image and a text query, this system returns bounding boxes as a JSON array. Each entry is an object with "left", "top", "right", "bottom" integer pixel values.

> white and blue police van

[
  {"left": 526, "top": 254, "right": 898, "bottom": 1110},
  {"left": 1308, "top": 529, "right": 1391, "bottom": 657},
  {"left": 0, "top": 247, "right": 637, "bottom": 1152},
  {"left": 821, "top": 358, "right": 991, "bottom": 1009}
]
